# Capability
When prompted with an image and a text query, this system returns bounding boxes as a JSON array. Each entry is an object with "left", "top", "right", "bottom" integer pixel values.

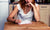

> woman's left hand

[{"left": 29, "top": 2, "right": 40, "bottom": 22}]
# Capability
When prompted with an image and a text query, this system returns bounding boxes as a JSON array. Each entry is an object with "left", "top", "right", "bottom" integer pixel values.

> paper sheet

[{"left": 18, "top": 20, "right": 32, "bottom": 25}]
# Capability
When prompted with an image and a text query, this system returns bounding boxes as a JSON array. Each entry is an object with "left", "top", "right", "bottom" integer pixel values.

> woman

[{"left": 7, "top": 0, "right": 40, "bottom": 24}]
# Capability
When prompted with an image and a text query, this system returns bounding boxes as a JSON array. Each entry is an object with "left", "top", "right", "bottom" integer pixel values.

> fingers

[
  {"left": 18, "top": 20, "right": 21, "bottom": 23},
  {"left": 25, "top": 3, "right": 30, "bottom": 5},
  {"left": 15, "top": 20, "right": 18, "bottom": 23},
  {"left": 29, "top": 2, "right": 34, "bottom": 6},
  {"left": 15, "top": 19, "right": 21, "bottom": 23}
]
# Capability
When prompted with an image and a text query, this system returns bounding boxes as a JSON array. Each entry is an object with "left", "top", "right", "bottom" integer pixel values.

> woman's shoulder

[
  {"left": 16, "top": 3, "right": 21, "bottom": 10},
  {"left": 16, "top": 3, "right": 20, "bottom": 7}
]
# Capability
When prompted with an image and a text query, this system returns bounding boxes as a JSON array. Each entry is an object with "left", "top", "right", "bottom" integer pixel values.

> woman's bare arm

[
  {"left": 30, "top": 3, "right": 40, "bottom": 21},
  {"left": 33, "top": 5, "right": 40, "bottom": 21},
  {"left": 7, "top": 6, "right": 18, "bottom": 22}
]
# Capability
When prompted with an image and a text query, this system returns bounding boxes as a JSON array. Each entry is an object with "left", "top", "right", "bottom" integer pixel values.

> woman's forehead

[
  {"left": 25, "top": 0, "right": 33, "bottom": 2},
  {"left": 26, "top": 0, "right": 32, "bottom": 1}
]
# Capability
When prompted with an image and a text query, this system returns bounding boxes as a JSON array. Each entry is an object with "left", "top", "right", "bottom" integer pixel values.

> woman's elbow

[
  {"left": 7, "top": 16, "right": 11, "bottom": 22},
  {"left": 36, "top": 17, "right": 40, "bottom": 22}
]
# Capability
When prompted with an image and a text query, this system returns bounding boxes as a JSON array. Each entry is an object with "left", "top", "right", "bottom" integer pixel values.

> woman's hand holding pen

[{"left": 15, "top": 19, "right": 21, "bottom": 23}]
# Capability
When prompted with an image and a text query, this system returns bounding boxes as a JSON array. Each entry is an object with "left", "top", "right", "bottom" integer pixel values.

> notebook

[{"left": 18, "top": 20, "right": 32, "bottom": 25}]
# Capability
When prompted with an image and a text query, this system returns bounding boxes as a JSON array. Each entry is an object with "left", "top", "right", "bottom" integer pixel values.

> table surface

[{"left": 4, "top": 21, "right": 50, "bottom": 30}]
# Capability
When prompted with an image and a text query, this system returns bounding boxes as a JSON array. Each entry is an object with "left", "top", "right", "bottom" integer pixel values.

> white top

[{"left": 16, "top": 3, "right": 38, "bottom": 22}]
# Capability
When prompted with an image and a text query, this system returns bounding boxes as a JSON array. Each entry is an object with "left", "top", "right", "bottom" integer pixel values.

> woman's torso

[{"left": 16, "top": 3, "right": 38, "bottom": 22}]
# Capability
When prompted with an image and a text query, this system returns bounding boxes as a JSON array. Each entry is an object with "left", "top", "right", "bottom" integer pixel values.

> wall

[
  {"left": 39, "top": 5, "right": 50, "bottom": 26},
  {"left": 0, "top": 0, "right": 9, "bottom": 30}
]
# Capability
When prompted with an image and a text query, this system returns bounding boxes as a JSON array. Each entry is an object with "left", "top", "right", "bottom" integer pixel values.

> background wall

[
  {"left": 0, "top": 0, "right": 9, "bottom": 30},
  {"left": 39, "top": 5, "right": 50, "bottom": 26}
]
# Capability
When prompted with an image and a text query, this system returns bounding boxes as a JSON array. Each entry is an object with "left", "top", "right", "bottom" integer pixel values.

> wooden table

[{"left": 4, "top": 21, "right": 50, "bottom": 30}]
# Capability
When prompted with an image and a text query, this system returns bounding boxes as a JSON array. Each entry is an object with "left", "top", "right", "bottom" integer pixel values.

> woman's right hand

[{"left": 15, "top": 19, "right": 21, "bottom": 23}]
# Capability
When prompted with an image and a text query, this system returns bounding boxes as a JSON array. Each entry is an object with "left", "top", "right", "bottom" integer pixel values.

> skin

[
  {"left": 30, "top": 2, "right": 40, "bottom": 21},
  {"left": 7, "top": 0, "right": 40, "bottom": 23},
  {"left": 25, "top": 0, "right": 32, "bottom": 3}
]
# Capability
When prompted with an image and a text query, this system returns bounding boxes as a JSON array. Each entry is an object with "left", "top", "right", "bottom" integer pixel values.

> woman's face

[
  {"left": 25, "top": 0, "right": 33, "bottom": 7},
  {"left": 25, "top": 0, "right": 33, "bottom": 3}
]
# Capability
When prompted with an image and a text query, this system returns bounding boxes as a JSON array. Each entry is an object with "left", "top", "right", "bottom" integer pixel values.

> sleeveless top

[{"left": 16, "top": 3, "right": 39, "bottom": 22}]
